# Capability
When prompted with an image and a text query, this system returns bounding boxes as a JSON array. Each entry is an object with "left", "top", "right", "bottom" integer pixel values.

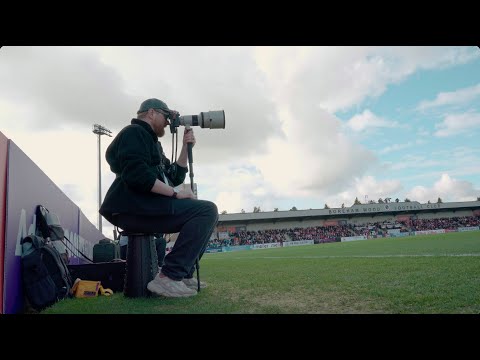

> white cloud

[
  {"left": 434, "top": 112, "right": 480, "bottom": 137},
  {"left": 0, "top": 47, "right": 136, "bottom": 132},
  {"left": 251, "top": 106, "right": 377, "bottom": 198},
  {"left": 254, "top": 47, "right": 478, "bottom": 114},
  {"left": 322, "top": 175, "right": 403, "bottom": 207},
  {"left": 416, "top": 126, "right": 430, "bottom": 137},
  {"left": 197, "top": 163, "right": 300, "bottom": 213},
  {"left": 416, "top": 83, "right": 480, "bottom": 111},
  {"left": 216, "top": 191, "right": 247, "bottom": 214},
  {"left": 406, "top": 174, "right": 479, "bottom": 203},
  {"left": 390, "top": 154, "right": 444, "bottom": 171},
  {"left": 346, "top": 109, "right": 402, "bottom": 132},
  {"left": 379, "top": 139, "right": 426, "bottom": 155}
]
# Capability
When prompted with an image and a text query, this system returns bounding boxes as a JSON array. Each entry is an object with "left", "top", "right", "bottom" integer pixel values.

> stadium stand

[{"left": 207, "top": 201, "right": 480, "bottom": 249}]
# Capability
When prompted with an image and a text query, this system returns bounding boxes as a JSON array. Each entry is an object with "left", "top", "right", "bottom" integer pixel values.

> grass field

[{"left": 43, "top": 231, "right": 480, "bottom": 314}]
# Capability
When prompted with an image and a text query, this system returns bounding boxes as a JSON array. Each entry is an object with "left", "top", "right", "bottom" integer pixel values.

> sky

[{"left": 1, "top": 46, "right": 479, "bottom": 239}]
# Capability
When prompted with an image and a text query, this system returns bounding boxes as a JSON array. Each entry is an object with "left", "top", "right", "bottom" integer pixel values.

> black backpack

[
  {"left": 21, "top": 234, "right": 73, "bottom": 312},
  {"left": 36, "top": 204, "right": 65, "bottom": 241},
  {"left": 35, "top": 205, "right": 68, "bottom": 260},
  {"left": 36, "top": 204, "right": 94, "bottom": 264}
]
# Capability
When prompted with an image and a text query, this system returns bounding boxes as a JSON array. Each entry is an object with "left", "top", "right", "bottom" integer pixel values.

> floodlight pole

[{"left": 92, "top": 124, "right": 112, "bottom": 233}]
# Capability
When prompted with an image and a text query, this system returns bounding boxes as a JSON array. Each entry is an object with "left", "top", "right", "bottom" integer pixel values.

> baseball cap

[{"left": 137, "top": 98, "right": 171, "bottom": 114}]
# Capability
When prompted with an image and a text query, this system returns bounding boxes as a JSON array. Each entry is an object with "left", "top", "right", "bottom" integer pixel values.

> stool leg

[{"left": 124, "top": 235, "right": 158, "bottom": 297}]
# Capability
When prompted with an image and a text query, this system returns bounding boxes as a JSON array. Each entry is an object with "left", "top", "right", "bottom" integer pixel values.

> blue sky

[
  {"left": 334, "top": 55, "right": 480, "bottom": 207},
  {"left": 1, "top": 46, "right": 479, "bottom": 236}
]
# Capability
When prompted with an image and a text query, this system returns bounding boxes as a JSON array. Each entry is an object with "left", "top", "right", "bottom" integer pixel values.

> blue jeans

[{"left": 115, "top": 199, "right": 218, "bottom": 281}]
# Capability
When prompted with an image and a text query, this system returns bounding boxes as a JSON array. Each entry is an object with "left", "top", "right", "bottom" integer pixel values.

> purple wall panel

[
  {"left": 0, "top": 131, "right": 9, "bottom": 314},
  {"left": 69, "top": 211, "right": 106, "bottom": 265},
  {"left": 3, "top": 141, "right": 103, "bottom": 313}
]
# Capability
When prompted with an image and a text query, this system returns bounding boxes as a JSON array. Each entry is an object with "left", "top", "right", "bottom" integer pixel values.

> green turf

[{"left": 42, "top": 231, "right": 480, "bottom": 314}]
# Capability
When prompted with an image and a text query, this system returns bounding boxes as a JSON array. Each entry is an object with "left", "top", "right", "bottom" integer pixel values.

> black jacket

[{"left": 99, "top": 119, "right": 187, "bottom": 223}]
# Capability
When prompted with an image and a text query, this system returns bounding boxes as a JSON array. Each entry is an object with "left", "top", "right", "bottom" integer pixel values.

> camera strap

[{"left": 156, "top": 142, "right": 173, "bottom": 187}]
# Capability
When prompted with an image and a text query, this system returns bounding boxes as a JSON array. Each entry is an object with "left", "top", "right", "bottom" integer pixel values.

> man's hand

[
  {"left": 183, "top": 128, "right": 196, "bottom": 147},
  {"left": 177, "top": 187, "right": 197, "bottom": 200},
  {"left": 175, "top": 128, "right": 196, "bottom": 168}
]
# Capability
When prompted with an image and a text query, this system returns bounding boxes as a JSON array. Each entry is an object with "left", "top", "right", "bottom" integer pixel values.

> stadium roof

[{"left": 218, "top": 200, "right": 480, "bottom": 224}]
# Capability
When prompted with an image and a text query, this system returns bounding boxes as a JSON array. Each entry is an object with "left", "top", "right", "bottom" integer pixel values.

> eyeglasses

[{"left": 154, "top": 109, "right": 170, "bottom": 120}]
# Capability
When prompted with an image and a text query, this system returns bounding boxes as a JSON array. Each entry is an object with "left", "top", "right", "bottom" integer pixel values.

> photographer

[{"left": 100, "top": 98, "right": 218, "bottom": 298}]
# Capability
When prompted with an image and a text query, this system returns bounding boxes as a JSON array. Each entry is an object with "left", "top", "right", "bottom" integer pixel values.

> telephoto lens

[{"left": 178, "top": 110, "right": 225, "bottom": 129}]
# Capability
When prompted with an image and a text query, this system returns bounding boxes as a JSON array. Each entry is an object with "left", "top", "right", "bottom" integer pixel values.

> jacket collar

[{"left": 131, "top": 118, "right": 158, "bottom": 141}]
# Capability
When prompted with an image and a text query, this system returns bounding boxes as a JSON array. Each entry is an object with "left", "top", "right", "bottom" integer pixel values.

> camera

[{"left": 169, "top": 110, "right": 225, "bottom": 133}]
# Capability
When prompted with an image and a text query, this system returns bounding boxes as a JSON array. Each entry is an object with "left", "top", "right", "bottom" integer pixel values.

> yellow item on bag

[{"left": 71, "top": 278, "right": 113, "bottom": 298}]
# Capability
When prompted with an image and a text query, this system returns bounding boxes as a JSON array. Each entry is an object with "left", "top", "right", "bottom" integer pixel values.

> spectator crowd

[{"left": 207, "top": 215, "right": 480, "bottom": 248}]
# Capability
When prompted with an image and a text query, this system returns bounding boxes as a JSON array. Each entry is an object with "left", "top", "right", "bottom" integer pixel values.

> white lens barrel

[
  {"left": 179, "top": 110, "right": 225, "bottom": 129},
  {"left": 200, "top": 110, "right": 225, "bottom": 129}
]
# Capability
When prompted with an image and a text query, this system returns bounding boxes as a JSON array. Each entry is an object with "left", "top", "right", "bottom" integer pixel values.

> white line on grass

[{"left": 207, "top": 253, "right": 480, "bottom": 259}]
